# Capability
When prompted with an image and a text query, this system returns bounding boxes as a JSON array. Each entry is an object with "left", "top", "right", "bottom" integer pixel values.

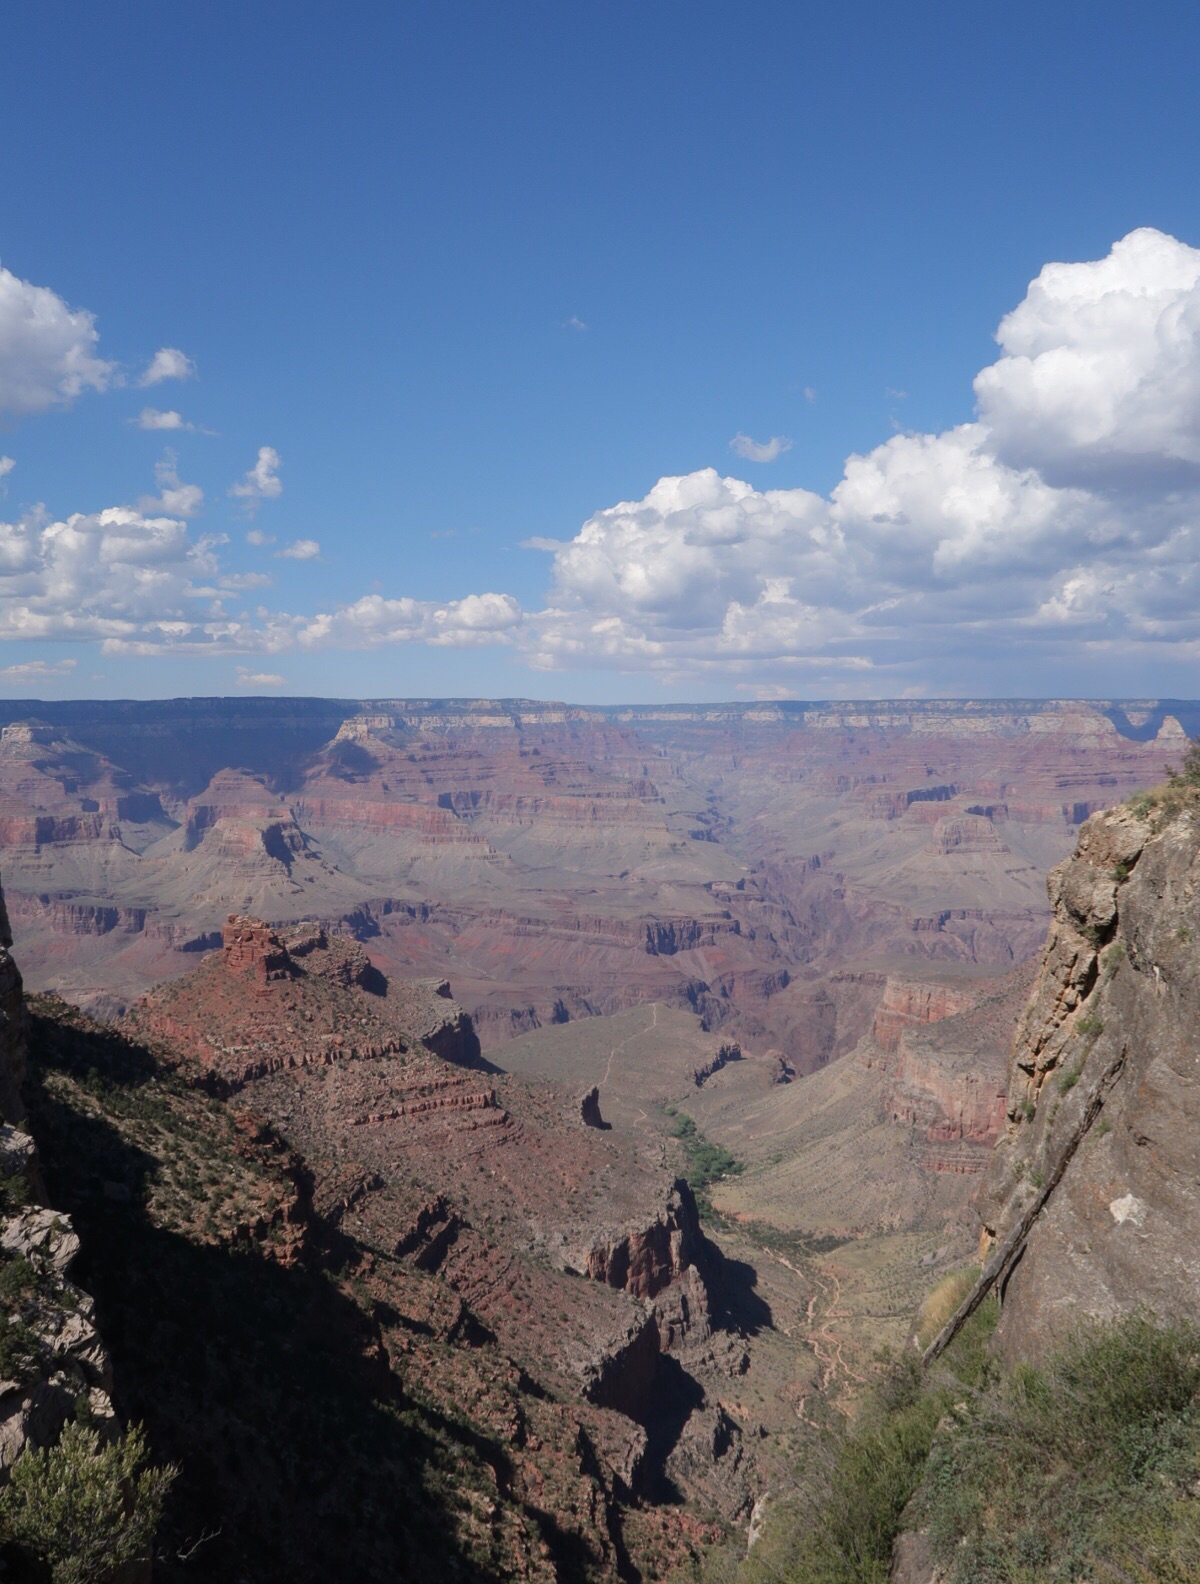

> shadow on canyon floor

[{"left": 710, "top": 1250, "right": 772, "bottom": 1338}]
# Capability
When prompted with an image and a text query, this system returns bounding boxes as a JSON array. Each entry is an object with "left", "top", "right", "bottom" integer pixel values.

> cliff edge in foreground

[{"left": 969, "top": 788, "right": 1200, "bottom": 1362}]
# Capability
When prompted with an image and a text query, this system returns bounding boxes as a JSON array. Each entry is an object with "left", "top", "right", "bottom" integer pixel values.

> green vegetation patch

[
  {"left": 709, "top": 1299, "right": 998, "bottom": 1584},
  {"left": 734, "top": 1220, "right": 851, "bottom": 1260},
  {"left": 1126, "top": 734, "right": 1200, "bottom": 828},
  {"left": 693, "top": 1310, "right": 1200, "bottom": 1584},
  {"left": 921, "top": 1314, "right": 1200, "bottom": 1582},
  {"left": 1, "top": 1421, "right": 175, "bottom": 1584},
  {"left": 664, "top": 1108, "right": 743, "bottom": 1217}
]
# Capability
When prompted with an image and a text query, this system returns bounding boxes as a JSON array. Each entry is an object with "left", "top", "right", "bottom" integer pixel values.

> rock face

[
  {"left": 973, "top": 798, "right": 1200, "bottom": 1363},
  {"left": 871, "top": 977, "right": 981, "bottom": 1055},
  {"left": 0, "top": 887, "right": 118, "bottom": 1487},
  {"left": 0, "top": 886, "right": 24, "bottom": 1125},
  {"left": 583, "top": 1178, "right": 709, "bottom": 1305},
  {"left": 880, "top": 965, "right": 1036, "bottom": 1168}
]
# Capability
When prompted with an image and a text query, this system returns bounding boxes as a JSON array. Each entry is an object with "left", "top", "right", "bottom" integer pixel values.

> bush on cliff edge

[
  {"left": 0, "top": 1420, "right": 176, "bottom": 1584},
  {"left": 921, "top": 1314, "right": 1200, "bottom": 1582},
  {"left": 690, "top": 1311, "right": 1200, "bottom": 1584}
]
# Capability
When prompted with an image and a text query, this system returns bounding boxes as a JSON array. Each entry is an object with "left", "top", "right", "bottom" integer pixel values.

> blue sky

[{"left": 3, "top": 1, "right": 1200, "bottom": 701}]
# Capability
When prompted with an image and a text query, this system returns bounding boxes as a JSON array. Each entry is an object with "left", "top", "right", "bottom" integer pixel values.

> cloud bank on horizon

[{"left": 2, "top": 228, "right": 1200, "bottom": 693}]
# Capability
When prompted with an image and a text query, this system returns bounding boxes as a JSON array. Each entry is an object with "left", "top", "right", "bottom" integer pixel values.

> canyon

[
  {"left": 0, "top": 695, "right": 1197, "bottom": 1577},
  {"left": 0, "top": 696, "right": 1190, "bottom": 1056}
]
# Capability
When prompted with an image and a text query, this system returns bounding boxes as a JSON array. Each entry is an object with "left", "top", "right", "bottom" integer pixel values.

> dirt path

[
  {"left": 598, "top": 1003, "right": 658, "bottom": 1090},
  {"left": 761, "top": 1248, "right": 866, "bottom": 1425}
]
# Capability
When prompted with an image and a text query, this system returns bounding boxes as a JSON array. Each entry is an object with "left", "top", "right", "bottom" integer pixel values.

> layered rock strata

[
  {"left": 0, "top": 698, "right": 1189, "bottom": 1069},
  {"left": 122, "top": 920, "right": 755, "bottom": 1545},
  {"left": 929, "top": 795, "right": 1200, "bottom": 1365}
]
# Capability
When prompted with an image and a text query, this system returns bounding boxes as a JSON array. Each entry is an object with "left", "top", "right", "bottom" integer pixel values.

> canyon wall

[
  {"left": 957, "top": 792, "right": 1200, "bottom": 1363},
  {"left": 0, "top": 696, "right": 1193, "bottom": 1079}
]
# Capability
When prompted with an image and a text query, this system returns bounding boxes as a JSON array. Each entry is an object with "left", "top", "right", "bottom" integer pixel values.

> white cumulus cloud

[
  {"left": 134, "top": 407, "right": 192, "bottom": 432},
  {"left": 0, "top": 504, "right": 211, "bottom": 643},
  {"left": 7, "top": 228, "right": 1200, "bottom": 695},
  {"left": 976, "top": 228, "right": 1200, "bottom": 489},
  {"left": 0, "top": 265, "right": 114, "bottom": 415},
  {"left": 730, "top": 432, "right": 793, "bottom": 463},
  {"left": 0, "top": 658, "right": 77, "bottom": 681},
  {"left": 0, "top": 483, "right": 521, "bottom": 661},
  {"left": 235, "top": 666, "right": 286, "bottom": 687},
  {"left": 519, "top": 230, "right": 1200, "bottom": 691},
  {"left": 138, "top": 451, "right": 204, "bottom": 519},
  {"left": 139, "top": 347, "right": 196, "bottom": 387},
  {"left": 229, "top": 446, "right": 282, "bottom": 512}
]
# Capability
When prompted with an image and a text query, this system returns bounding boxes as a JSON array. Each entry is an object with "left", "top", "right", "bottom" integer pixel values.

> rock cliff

[
  {"left": 937, "top": 791, "right": 1200, "bottom": 1364},
  {"left": 0, "top": 886, "right": 120, "bottom": 1493}
]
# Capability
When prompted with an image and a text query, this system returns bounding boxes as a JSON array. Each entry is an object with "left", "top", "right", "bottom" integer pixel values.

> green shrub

[
  {"left": 1128, "top": 738, "right": 1200, "bottom": 829},
  {"left": 669, "top": 1112, "right": 743, "bottom": 1217},
  {"left": 731, "top": 1300, "right": 998, "bottom": 1584},
  {"left": 922, "top": 1314, "right": 1200, "bottom": 1583},
  {"left": 0, "top": 1316, "right": 41, "bottom": 1380},
  {"left": 1057, "top": 1062, "right": 1083, "bottom": 1094},
  {"left": 0, "top": 1420, "right": 176, "bottom": 1584},
  {"left": 717, "top": 1313, "right": 1200, "bottom": 1584},
  {"left": 1165, "top": 736, "right": 1200, "bottom": 788}
]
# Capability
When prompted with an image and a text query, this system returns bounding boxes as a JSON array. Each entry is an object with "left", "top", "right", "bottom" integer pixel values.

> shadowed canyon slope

[
  {"left": 0, "top": 697, "right": 1193, "bottom": 1076},
  {"left": 6, "top": 910, "right": 793, "bottom": 1580},
  {"left": 110, "top": 917, "right": 767, "bottom": 1576}
]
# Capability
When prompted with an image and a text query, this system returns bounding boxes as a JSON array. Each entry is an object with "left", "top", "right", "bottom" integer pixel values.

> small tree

[{"left": 1, "top": 1420, "right": 176, "bottom": 1584}]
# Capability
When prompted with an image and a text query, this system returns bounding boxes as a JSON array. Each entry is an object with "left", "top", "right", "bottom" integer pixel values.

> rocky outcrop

[
  {"left": 127, "top": 921, "right": 489, "bottom": 1091},
  {"left": 927, "top": 814, "right": 1007, "bottom": 854},
  {"left": 582, "top": 1180, "right": 711, "bottom": 1311},
  {"left": 223, "top": 914, "right": 295, "bottom": 984},
  {"left": 931, "top": 796, "right": 1200, "bottom": 1365},
  {"left": 692, "top": 1040, "right": 741, "bottom": 1087},
  {"left": 0, "top": 889, "right": 118, "bottom": 1486},
  {"left": 0, "top": 1196, "right": 116, "bottom": 1483}
]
